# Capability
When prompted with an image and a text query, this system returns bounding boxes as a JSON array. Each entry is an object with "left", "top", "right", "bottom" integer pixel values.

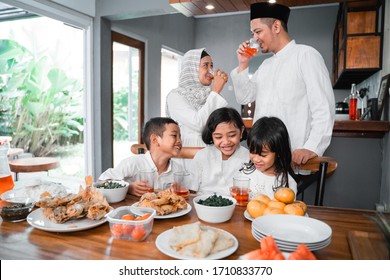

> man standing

[{"left": 230, "top": 2, "right": 335, "bottom": 165}]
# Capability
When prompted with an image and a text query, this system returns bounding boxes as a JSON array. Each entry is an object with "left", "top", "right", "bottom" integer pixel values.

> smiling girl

[
  {"left": 192, "top": 107, "right": 249, "bottom": 195},
  {"left": 242, "top": 116, "right": 297, "bottom": 200}
]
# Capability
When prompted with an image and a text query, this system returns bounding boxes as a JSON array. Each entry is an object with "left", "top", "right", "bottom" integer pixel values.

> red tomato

[
  {"left": 122, "top": 224, "right": 134, "bottom": 235},
  {"left": 131, "top": 225, "right": 146, "bottom": 240},
  {"left": 121, "top": 214, "right": 135, "bottom": 220},
  {"left": 135, "top": 213, "right": 151, "bottom": 221},
  {"left": 111, "top": 224, "right": 123, "bottom": 238}
]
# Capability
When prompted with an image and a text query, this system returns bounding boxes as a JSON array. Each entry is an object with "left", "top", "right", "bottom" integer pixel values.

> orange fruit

[
  {"left": 284, "top": 204, "right": 305, "bottom": 216},
  {"left": 263, "top": 207, "right": 285, "bottom": 215},
  {"left": 253, "top": 194, "right": 271, "bottom": 205},
  {"left": 247, "top": 200, "right": 268, "bottom": 218},
  {"left": 291, "top": 200, "right": 307, "bottom": 213},
  {"left": 267, "top": 200, "right": 286, "bottom": 210},
  {"left": 274, "top": 187, "right": 295, "bottom": 204}
]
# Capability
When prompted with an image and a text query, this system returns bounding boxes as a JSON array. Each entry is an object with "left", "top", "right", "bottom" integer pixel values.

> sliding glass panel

[{"left": 112, "top": 42, "right": 139, "bottom": 166}]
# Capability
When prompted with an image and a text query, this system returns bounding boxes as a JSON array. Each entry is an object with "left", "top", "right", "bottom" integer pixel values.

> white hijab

[{"left": 166, "top": 48, "right": 211, "bottom": 116}]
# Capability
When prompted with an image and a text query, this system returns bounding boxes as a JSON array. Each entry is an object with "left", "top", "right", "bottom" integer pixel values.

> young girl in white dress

[
  {"left": 191, "top": 107, "right": 249, "bottom": 195},
  {"left": 241, "top": 116, "right": 297, "bottom": 200}
]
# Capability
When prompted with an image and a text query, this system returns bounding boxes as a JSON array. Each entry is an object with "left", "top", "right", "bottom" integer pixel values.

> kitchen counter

[
  {"left": 243, "top": 118, "right": 390, "bottom": 138},
  {"left": 333, "top": 120, "right": 390, "bottom": 138}
]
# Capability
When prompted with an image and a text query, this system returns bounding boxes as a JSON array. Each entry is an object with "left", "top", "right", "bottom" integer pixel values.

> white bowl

[
  {"left": 94, "top": 180, "right": 129, "bottom": 203},
  {"left": 193, "top": 194, "right": 236, "bottom": 223}
]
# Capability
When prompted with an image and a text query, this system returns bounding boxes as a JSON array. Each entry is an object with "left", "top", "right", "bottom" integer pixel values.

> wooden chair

[
  {"left": 294, "top": 156, "right": 338, "bottom": 206},
  {"left": 130, "top": 144, "right": 203, "bottom": 159}
]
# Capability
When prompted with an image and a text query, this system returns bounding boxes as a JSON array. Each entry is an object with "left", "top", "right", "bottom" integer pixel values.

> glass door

[{"left": 112, "top": 32, "right": 145, "bottom": 166}]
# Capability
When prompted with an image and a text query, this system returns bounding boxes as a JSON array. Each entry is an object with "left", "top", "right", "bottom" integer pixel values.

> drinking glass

[
  {"left": 138, "top": 170, "right": 155, "bottom": 193},
  {"left": 230, "top": 177, "right": 250, "bottom": 206},
  {"left": 243, "top": 39, "right": 259, "bottom": 57},
  {"left": 172, "top": 171, "right": 190, "bottom": 198}
]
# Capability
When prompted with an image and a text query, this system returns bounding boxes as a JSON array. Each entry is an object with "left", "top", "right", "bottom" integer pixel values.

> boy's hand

[{"left": 128, "top": 180, "right": 151, "bottom": 196}]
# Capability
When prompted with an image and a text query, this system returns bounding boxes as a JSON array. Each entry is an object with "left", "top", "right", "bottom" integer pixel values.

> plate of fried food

[
  {"left": 27, "top": 184, "right": 111, "bottom": 232},
  {"left": 155, "top": 221, "right": 238, "bottom": 259},
  {"left": 132, "top": 189, "right": 191, "bottom": 219},
  {"left": 27, "top": 208, "right": 107, "bottom": 233}
]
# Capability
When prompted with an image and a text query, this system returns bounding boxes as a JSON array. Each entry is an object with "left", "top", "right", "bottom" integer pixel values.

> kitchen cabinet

[{"left": 332, "top": 0, "right": 384, "bottom": 89}]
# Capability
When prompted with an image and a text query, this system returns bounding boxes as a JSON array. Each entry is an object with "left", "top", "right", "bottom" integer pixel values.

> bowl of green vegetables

[
  {"left": 193, "top": 194, "right": 236, "bottom": 223},
  {"left": 94, "top": 180, "right": 129, "bottom": 203}
]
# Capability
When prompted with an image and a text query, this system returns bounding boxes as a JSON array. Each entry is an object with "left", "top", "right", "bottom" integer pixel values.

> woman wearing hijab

[{"left": 166, "top": 48, "right": 229, "bottom": 147}]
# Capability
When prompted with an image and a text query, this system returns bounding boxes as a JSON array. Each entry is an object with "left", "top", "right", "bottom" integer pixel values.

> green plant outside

[
  {"left": 113, "top": 86, "right": 138, "bottom": 141},
  {"left": 0, "top": 39, "right": 84, "bottom": 156},
  {"left": 1, "top": 39, "right": 137, "bottom": 157}
]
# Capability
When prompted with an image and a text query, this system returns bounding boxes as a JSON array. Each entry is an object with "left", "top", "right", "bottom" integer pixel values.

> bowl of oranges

[
  {"left": 245, "top": 187, "right": 307, "bottom": 220},
  {"left": 106, "top": 206, "right": 156, "bottom": 241}
]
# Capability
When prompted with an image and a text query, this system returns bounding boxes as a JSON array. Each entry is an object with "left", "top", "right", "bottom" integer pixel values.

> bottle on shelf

[
  {"left": 349, "top": 83, "right": 358, "bottom": 120},
  {"left": 357, "top": 87, "right": 369, "bottom": 120}
]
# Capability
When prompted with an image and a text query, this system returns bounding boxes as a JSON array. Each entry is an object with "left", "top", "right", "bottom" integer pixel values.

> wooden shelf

[
  {"left": 332, "top": 0, "right": 384, "bottom": 89},
  {"left": 244, "top": 119, "right": 390, "bottom": 138},
  {"left": 333, "top": 120, "right": 390, "bottom": 138}
]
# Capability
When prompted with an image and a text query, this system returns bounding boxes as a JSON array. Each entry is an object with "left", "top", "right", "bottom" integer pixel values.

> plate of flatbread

[{"left": 155, "top": 221, "right": 238, "bottom": 259}]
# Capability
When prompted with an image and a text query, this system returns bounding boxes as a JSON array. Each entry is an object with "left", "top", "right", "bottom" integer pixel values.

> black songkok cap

[{"left": 250, "top": 2, "right": 290, "bottom": 24}]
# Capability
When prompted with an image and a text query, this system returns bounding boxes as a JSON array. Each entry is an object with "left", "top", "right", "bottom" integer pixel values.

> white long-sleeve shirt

[
  {"left": 191, "top": 144, "right": 250, "bottom": 195},
  {"left": 231, "top": 40, "right": 335, "bottom": 156},
  {"left": 98, "top": 151, "right": 185, "bottom": 191},
  {"left": 166, "top": 91, "right": 227, "bottom": 146}
]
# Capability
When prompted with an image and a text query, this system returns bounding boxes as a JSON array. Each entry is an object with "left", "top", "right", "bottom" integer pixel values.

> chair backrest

[
  {"left": 296, "top": 156, "right": 337, "bottom": 176},
  {"left": 295, "top": 156, "right": 338, "bottom": 206},
  {"left": 130, "top": 144, "right": 203, "bottom": 159}
]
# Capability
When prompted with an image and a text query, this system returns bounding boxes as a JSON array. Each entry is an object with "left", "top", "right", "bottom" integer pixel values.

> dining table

[{"left": 0, "top": 193, "right": 389, "bottom": 260}]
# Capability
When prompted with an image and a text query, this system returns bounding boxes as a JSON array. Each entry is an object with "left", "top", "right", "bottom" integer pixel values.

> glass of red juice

[
  {"left": 230, "top": 177, "right": 250, "bottom": 206},
  {"left": 172, "top": 171, "right": 190, "bottom": 198},
  {"left": 243, "top": 39, "right": 259, "bottom": 57},
  {"left": 138, "top": 170, "right": 155, "bottom": 193}
]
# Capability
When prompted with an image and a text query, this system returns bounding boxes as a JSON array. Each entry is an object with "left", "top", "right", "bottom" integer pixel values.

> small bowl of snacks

[
  {"left": 94, "top": 180, "right": 129, "bottom": 203},
  {"left": 106, "top": 206, "right": 156, "bottom": 241},
  {"left": 0, "top": 196, "right": 35, "bottom": 222},
  {"left": 193, "top": 194, "right": 236, "bottom": 223}
]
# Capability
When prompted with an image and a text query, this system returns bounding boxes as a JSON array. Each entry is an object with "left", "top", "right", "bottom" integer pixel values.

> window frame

[{"left": 111, "top": 31, "right": 145, "bottom": 144}]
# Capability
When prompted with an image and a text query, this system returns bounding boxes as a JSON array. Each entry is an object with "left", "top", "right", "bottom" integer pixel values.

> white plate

[
  {"left": 27, "top": 208, "right": 107, "bottom": 233},
  {"left": 131, "top": 202, "right": 192, "bottom": 219},
  {"left": 252, "top": 214, "right": 332, "bottom": 244},
  {"left": 251, "top": 229, "right": 331, "bottom": 251},
  {"left": 244, "top": 210, "right": 254, "bottom": 221},
  {"left": 252, "top": 228, "right": 331, "bottom": 246},
  {"left": 155, "top": 227, "right": 238, "bottom": 260},
  {"left": 244, "top": 210, "right": 308, "bottom": 222}
]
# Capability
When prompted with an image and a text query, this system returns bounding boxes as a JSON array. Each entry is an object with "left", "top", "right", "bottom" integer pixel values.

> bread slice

[
  {"left": 169, "top": 221, "right": 201, "bottom": 250},
  {"left": 177, "top": 228, "right": 218, "bottom": 258},
  {"left": 210, "top": 229, "right": 235, "bottom": 254}
]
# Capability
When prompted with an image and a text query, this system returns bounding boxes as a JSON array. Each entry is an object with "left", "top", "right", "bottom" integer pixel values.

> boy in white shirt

[{"left": 99, "top": 117, "right": 184, "bottom": 196}]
